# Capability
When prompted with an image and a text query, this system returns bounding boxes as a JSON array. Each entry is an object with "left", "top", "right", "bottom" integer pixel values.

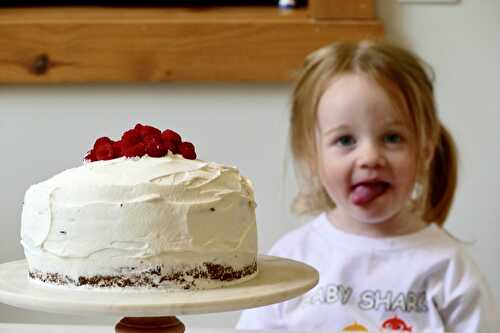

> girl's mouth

[{"left": 351, "top": 181, "right": 391, "bottom": 205}]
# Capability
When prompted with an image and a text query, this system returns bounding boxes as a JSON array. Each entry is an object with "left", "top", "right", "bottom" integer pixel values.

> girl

[{"left": 236, "top": 41, "right": 498, "bottom": 332}]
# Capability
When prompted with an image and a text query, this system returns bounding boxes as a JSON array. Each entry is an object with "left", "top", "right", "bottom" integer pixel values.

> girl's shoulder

[{"left": 413, "top": 226, "right": 491, "bottom": 293}]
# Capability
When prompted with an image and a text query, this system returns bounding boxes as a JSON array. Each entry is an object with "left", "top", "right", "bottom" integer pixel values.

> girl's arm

[{"left": 437, "top": 249, "right": 499, "bottom": 332}]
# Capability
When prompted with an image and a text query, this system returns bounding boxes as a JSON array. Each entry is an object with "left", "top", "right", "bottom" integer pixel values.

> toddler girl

[{"left": 236, "top": 40, "right": 497, "bottom": 332}]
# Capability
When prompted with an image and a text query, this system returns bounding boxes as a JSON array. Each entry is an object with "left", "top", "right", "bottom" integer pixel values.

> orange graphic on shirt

[
  {"left": 381, "top": 315, "right": 412, "bottom": 332},
  {"left": 342, "top": 322, "right": 369, "bottom": 331}
]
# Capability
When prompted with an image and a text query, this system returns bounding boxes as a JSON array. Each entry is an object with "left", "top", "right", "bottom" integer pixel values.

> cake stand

[{"left": 0, "top": 255, "right": 319, "bottom": 332}]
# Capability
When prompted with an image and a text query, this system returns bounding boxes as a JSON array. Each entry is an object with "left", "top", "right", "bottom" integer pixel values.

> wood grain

[
  {"left": 309, "top": 0, "right": 374, "bottom": 20},
  {"left": 0, "top": 6, "right": 383, "bottom": 83}
]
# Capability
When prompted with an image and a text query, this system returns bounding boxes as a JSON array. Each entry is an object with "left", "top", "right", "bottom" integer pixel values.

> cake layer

[{"left": 21, "top": 155, "right": 258, "bottom": 289}]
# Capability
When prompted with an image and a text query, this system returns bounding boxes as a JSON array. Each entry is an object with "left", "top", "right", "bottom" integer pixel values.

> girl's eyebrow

[
  {"left": 321, "top": 120, "right": 407, "bottom": 136},
  {"left": 385, "top": 120, "right": 407, "bottom": 128},
  {"left": 323, "top": 124, "right": 351, "bottom": 135}
]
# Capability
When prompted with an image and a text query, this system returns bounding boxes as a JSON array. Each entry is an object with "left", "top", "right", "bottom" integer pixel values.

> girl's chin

[{"left": 349, "top": 205, "right": 404, "bottom": 225}]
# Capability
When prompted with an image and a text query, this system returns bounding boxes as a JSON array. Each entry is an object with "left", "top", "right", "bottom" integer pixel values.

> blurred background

[{"left": 1, "top": 0, "right": 499, "bottom": 328}]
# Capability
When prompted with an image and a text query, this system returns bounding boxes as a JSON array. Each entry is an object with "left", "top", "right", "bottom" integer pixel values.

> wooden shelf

[{"left": 0, "top": 5, "right": 383, "bottom": 83}]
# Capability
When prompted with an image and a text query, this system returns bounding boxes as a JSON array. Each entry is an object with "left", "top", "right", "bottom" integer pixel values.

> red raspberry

[
  {"left": 84, "top": 150, "right": 96, "bottom": 162},
  {"left": 112, "top": 140, "right": 124, "bottom": 158},
  {"left": 178, "top": 141, "right": 196, "bottom": 160},
  {"left": 143, "top": 134, "right": 167, "bottom": 157},
  {"left": 163, "top": 140, "right": 178, "bottom": 155},
  {"left": 161, "top": 129, "right": 182, "bottom": 145},
  {"left": 121, "top": 129, "right": 142, "bottom": 148},
  {"left": 85, "top": 126, "right": 196, "bottom": 161},
  {"left": 93, "top": 137, "right": 113, "bottom": 147},
  {"left": 123, "top": 142, "right": 146, "bottom": 157},
  {"left": 93, "top": 137, "right": 114, "bottom": 161},
  {"left": 135, "top": 124, "right": 161, "bottom": 138}
]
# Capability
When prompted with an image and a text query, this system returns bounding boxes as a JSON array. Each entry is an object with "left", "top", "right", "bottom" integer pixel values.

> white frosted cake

[{"left": 20, "top": 125, "right": 258, "bottom": 290}]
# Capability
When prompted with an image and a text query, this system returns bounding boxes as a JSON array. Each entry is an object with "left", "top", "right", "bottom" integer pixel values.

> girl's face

[{"left": 316, "top": 73, "right": 419, "bottom": 230}]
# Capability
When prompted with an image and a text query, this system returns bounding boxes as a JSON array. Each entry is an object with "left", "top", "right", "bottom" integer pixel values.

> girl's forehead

[
  {"left": 317, "top": 73, "right": 409, "bottom": 127},
  {"left": 318, "top": 74, "right": 404, "bottom": 113}
]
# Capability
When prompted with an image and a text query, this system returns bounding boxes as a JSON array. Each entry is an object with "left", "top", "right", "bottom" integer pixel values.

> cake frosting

[{"left": 21, "top": 154, "right": 258, "bottom": 290}]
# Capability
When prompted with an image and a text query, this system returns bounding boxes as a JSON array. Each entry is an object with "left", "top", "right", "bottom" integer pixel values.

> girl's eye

[
  {"left": 335, "top": 135, "right": 356, "bottom": 147},
  {"left": 385, "top": 133, "right": 403, "bottom": 144}
]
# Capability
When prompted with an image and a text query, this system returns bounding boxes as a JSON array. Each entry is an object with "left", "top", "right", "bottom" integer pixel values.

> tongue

[{"left": 352, "top": 183, "right": 388, "bottom": 205}]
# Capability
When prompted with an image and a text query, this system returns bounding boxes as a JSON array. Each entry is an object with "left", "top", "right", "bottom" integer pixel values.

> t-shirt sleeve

[{"left": 436, "top": 248, "right": 499, "bottom": 332}]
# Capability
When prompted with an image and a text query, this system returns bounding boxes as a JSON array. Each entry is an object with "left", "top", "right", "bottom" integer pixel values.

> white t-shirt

[{"left": 236, "top": 213, "right": 498, "bottom": 332}]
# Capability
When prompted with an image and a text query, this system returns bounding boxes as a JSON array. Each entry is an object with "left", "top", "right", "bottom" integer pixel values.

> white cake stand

[{"left": 0, "top": 255, "right": 319, "bottom": 333}]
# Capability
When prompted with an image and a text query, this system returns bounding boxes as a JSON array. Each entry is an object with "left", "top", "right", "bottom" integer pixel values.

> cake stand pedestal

[
  {"left": 0, "top": 255, "right": 319, "bottom": 332},
  {"left": 115, "top": 316, "right": 185, "bottom": 333}
]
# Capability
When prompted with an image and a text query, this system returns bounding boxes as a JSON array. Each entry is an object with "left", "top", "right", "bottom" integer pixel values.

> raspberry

[
  {"left": 85, "top": 126, "right": 196, "bottom": 161},
  {"left": 163, "top": 140, "right": 178, "bottom": 155},
  {"left": 93, "top": 137, "right": 114, "bottom": 161},
  {"left": 161, "top": 129, "right": 182, "bottom": 145},
  {"left": 84, "top": 150, "right": 96, "bottom": 162},
  {"left": 123, "top": 142, "right": 146, "bottom": 157},
  {"left": 112, "top": 140, "right": 124, "bottom": 158},
  {"left": 178, "top": 141, "right": 196, "bottom": 160},
  {"left": 135, "top": 124, "right": 161, "bottom": 138},
  {"left": 94, "top": 137, "right": 113, "bottom": 147},
  {"left": 143, "top": 134, "right": 166, "bottom": 157},
  {"left": 121, "top": 129, "right": 142, "bottom": 148}
]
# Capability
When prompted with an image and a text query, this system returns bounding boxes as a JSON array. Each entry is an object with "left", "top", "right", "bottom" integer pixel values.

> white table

[
  {"left": 0, "top": 324, "right": 459, "bottom": 333},
  {"left": 0, "top": 323, "right": 113, "bottom": 332},
  {"left": 0, "top": 324, "right": 242, "bottom": 333}
]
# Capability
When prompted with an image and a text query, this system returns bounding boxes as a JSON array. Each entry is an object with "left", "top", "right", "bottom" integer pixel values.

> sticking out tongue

[{"left": 351, "top": 182, "right": 389, "bottom": 205}]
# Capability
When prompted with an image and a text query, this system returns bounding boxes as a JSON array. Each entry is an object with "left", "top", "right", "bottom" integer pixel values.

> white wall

[{"left": 1, "top": 0, "right": 499, "bottom": 327}]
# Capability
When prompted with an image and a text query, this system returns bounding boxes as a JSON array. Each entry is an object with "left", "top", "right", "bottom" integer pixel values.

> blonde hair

[{"left": 290, "top": 40, "right": 457, "bottom": 227}]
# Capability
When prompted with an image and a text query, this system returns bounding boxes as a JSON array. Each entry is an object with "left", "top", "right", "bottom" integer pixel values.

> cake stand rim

[{"left": 0, "top": 255, "right": 319, "bottom": 316}]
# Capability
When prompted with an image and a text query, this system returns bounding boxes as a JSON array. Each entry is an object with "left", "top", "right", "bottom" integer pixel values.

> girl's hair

[{"left": 290, "top": 40, "right": 457, "bottom": 226}]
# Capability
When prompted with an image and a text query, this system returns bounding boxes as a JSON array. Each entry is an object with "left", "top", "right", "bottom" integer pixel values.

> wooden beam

[
  {"left": 309, "top": 0, "right": 374, "bottom": 20},
  {"left": 0, "top": 6, "right": 383, "bottom": 83}
]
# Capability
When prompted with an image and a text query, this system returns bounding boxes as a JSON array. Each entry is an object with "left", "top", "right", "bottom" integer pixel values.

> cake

[{"left": 20, "top": 124, "right": 258, "bottom": 290}]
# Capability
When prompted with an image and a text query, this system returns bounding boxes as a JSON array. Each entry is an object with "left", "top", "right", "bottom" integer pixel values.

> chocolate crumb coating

[{"left": 29, "top": 261, "right": 257, "bottom": 290}]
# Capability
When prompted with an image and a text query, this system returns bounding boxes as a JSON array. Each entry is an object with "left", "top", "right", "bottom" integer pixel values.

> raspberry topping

[
  {"left": 136, "top": 124, "right": 161, "bottom": 138},
  {"left": 123, "top": 142, "right": 146, "bottom": 158},
  {"left": 143, "top": 134, "right": 166, "bottom": 157},
  {"left": 93, "top": 137, "right": 115, "bottom": 161},
  {"left": 161, "top": 129, "right": 182, "bottom": 145},
  {"left": 163, "top": 140, "right": 178, "bottom": 155},
  {"left": 121, "top": 129, "right": 142, "bottom": 148},
  {"left": 178, "top": 142, "right": 197, "bottom": 160},
  {"left": 84, "top": 124, "right": 197, "bottom": 162},
  {"left": 112, "top": 141, "right": 124, "bottom": 158}
]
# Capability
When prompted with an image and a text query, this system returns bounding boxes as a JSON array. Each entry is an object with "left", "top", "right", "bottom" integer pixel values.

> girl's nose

[{"left": 357, "top": 142, "right": 386, "bottom": 169}]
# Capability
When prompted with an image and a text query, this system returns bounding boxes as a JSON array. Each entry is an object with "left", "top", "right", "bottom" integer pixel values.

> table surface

[
  {"left": 0, "top": 322, "right": 460, "bottom": 333},
  {"left": 0, "top": 323, "right": 241, "bottom": 333}
]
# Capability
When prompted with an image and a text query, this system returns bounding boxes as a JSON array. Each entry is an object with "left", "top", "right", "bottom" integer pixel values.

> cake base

[{"left": 28, "top": 261, "right": 257, "bottom": 290}]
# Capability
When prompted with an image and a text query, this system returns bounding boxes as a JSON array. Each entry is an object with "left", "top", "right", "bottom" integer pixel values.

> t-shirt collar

[{"left": 313, "top": 212, "right": 441, "bottom": 251}]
